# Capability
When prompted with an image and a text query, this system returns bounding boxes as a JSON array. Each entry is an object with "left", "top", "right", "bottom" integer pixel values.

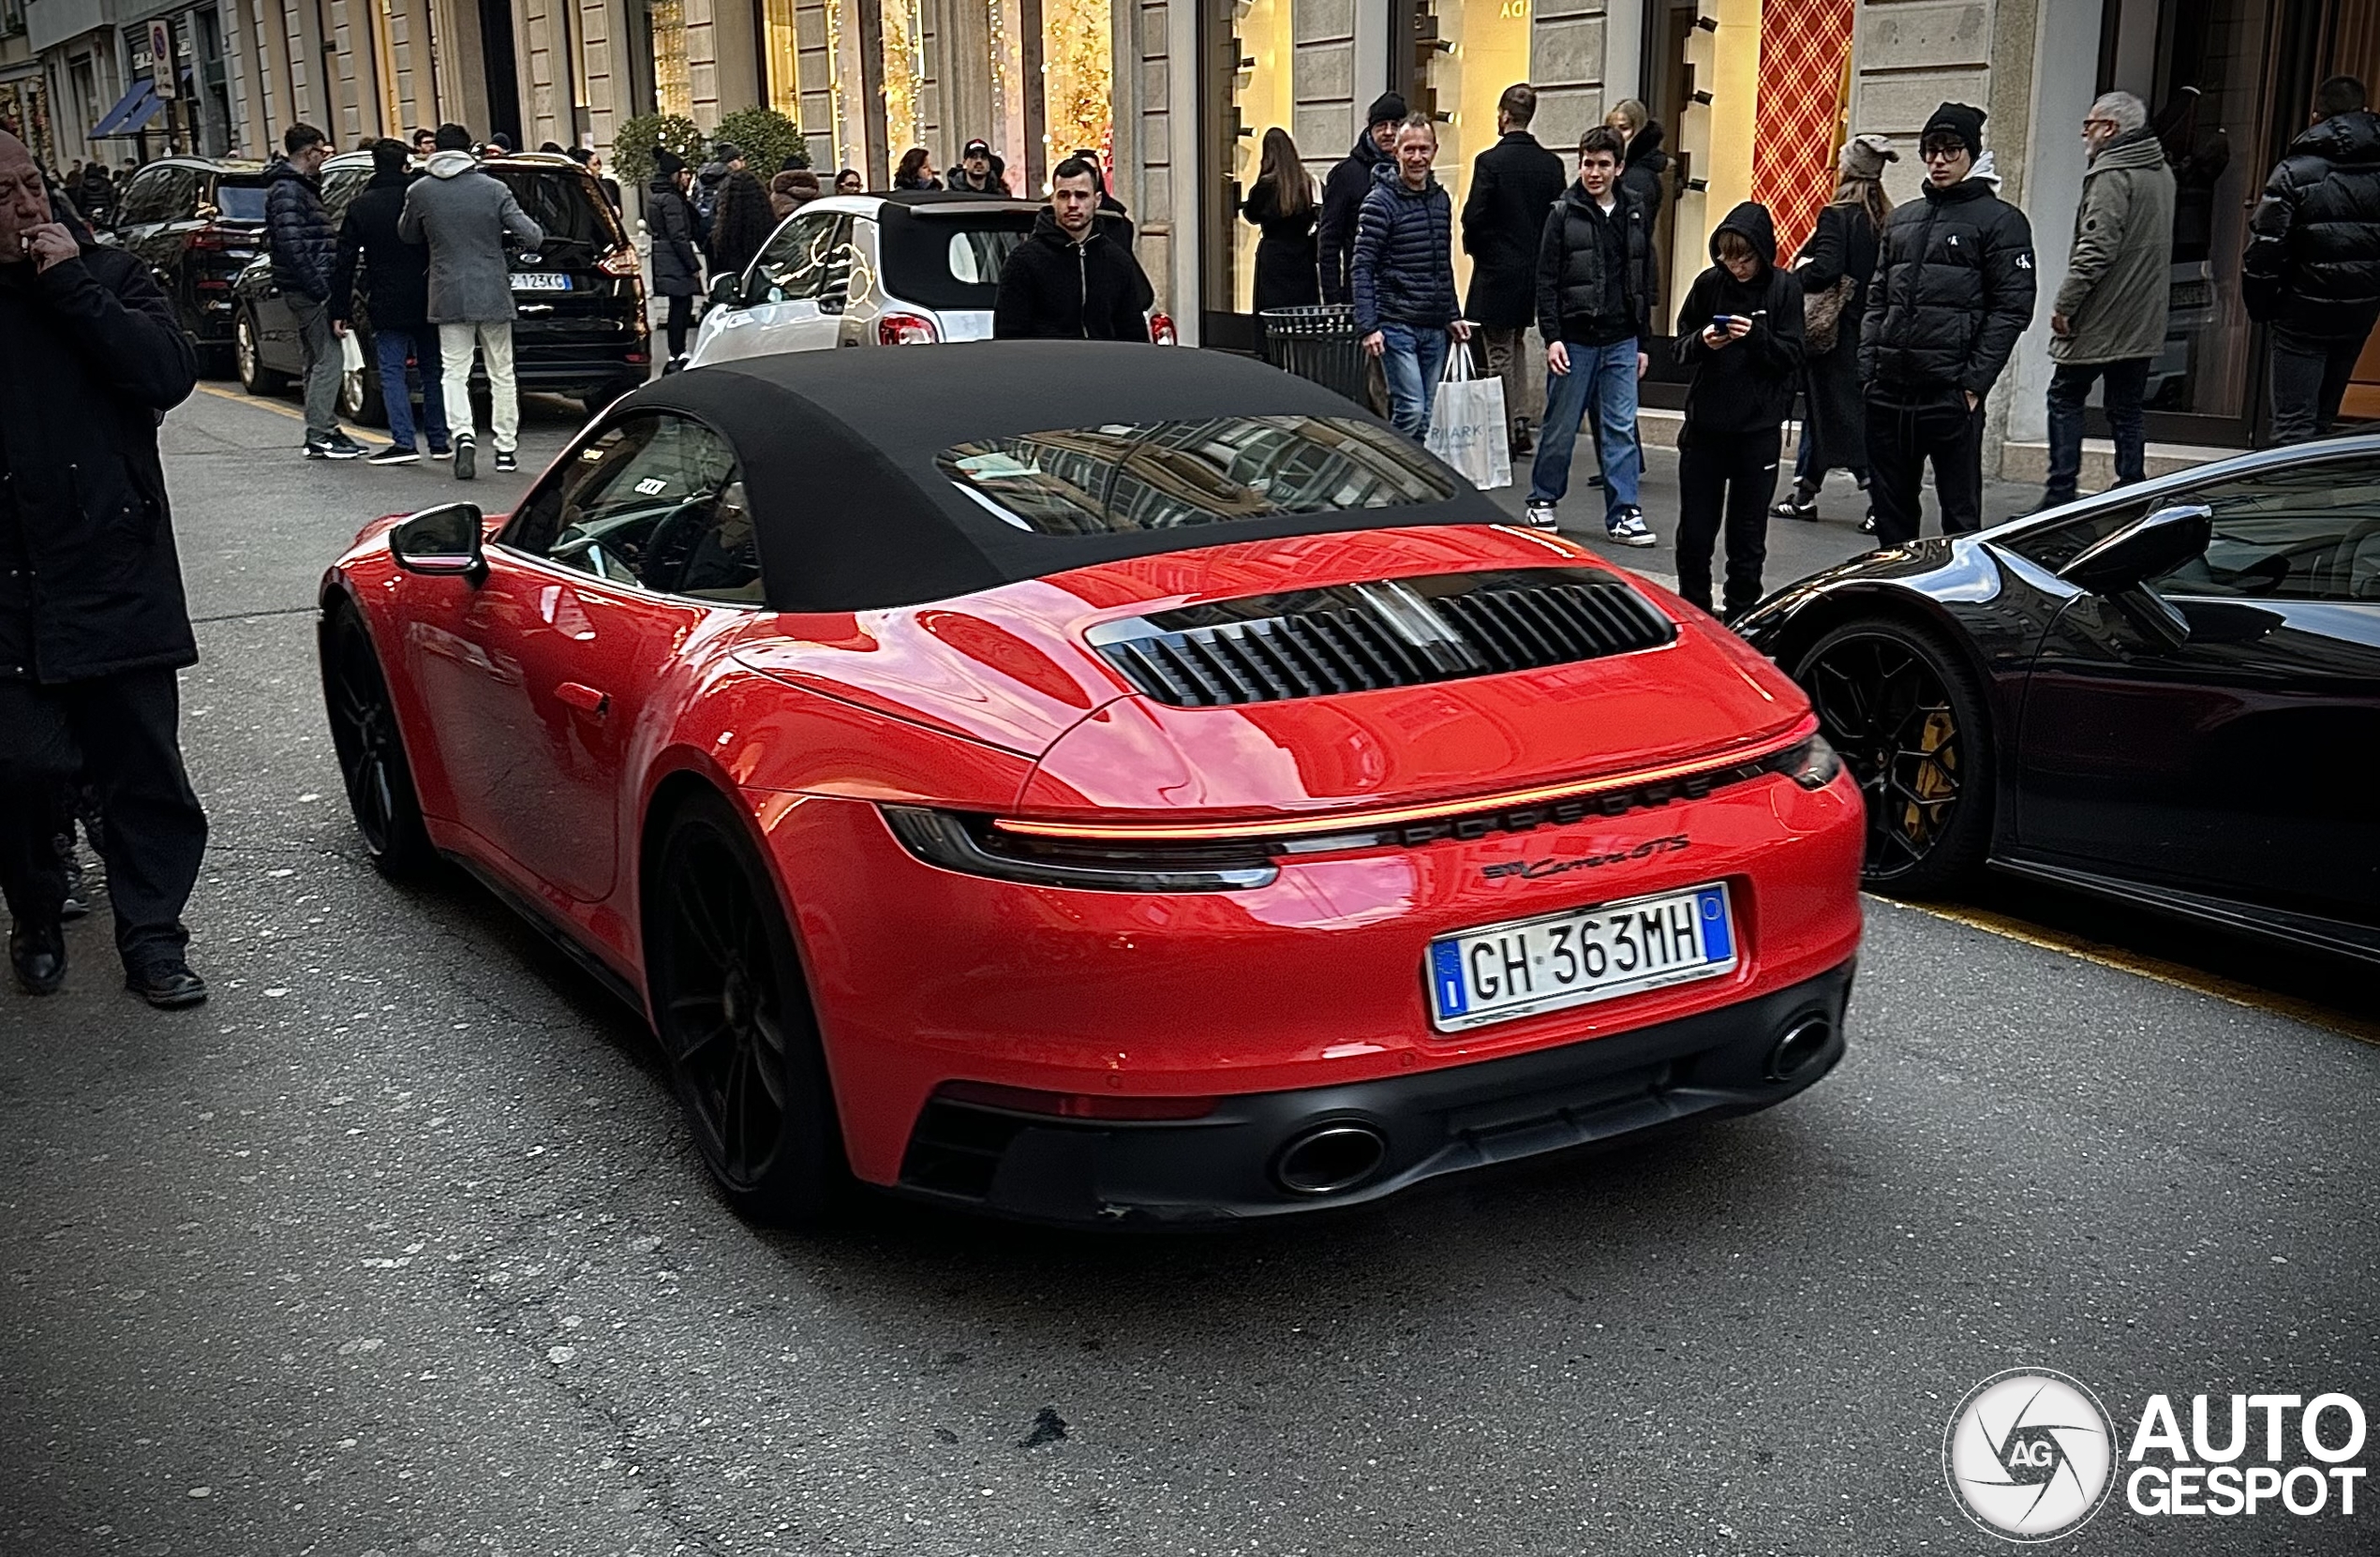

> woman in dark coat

[
  {"left": 1774, "top": 133, "right": 1895, "bottom": 526},
  {"left": 1241, "top": 127, "right": 1319, "bottom": 311},
  {"left": 707, "top": 167, "right": 779, "bottom": 281},
  {"left": 646, "top": 150, "right": 704, "bottom": 361}
]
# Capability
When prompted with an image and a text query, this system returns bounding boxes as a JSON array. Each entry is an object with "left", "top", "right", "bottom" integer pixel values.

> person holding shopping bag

[{"left": 1352, "top": 114, "right": 1472, "bottom": 440}]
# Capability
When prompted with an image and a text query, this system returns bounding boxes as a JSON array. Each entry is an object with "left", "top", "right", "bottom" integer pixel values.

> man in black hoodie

[
  {"left": 1671, "top": 202, "right": 1804, "bottom": 616},
  {"left": 993, "top": 156, "right": 1153, "bottom": 340},
  {"left": 2244, "top": 75, "right": 2380, "bottom": 443},
  {"left": 1859, "top": 103, "right": 2035, "bottom": 545},
  {"left": 1320, "top": 94, "right": 1406, "bottom": 304},
  {"left": 329, "top": 139, "right": 448, "bottom": 465}
]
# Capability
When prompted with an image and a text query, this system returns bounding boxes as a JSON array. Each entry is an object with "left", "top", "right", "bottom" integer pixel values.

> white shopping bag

[
  {"left": 1425, "top": 340, "right": 1512, "bottom": 490},
  {"left": 339, "top": 328, "right": 365, "bottom": 376}
]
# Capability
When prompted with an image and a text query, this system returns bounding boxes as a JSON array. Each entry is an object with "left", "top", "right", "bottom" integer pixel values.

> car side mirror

[
  {"left": 708, "top": 272, "right": 744, "bottom": 307},
  {"left": 2058, "top": 502, "right": 2211, "bottom": 652},
  {"left": 390, "top": 502, "right": 487, "bottom": 582}
]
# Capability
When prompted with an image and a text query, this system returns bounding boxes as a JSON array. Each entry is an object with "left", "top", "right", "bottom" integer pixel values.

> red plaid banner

[{"left": 1749, "top": 0, "right": 1856, "bottom": 266}]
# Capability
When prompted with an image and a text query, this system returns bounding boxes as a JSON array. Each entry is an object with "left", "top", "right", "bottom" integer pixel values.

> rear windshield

[
  {"left": 938, "top": 416, "right": 1460, "bottom": 536},
  {"left": 878, "top": 206, "right": 1034, "bottom": 311},
  {"left": 488, "top": 166, "right": 626, "bottom": 253},
  {"left": 213, "top": 180, "right": 267, "bottom": 222}
]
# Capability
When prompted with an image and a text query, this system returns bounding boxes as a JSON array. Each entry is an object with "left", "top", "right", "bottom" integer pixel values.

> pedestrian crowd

[{"left": 1227, "top": 69, "right": 2380, "bottom": 615}]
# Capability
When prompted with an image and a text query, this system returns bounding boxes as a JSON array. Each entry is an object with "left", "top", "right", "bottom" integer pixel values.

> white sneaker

[
  {"left": 1605, "top": 507, "right": 1658, "bottom": 548},
  {"left": 1523, "top": 501, "right": 1559, "bottom": 529}
]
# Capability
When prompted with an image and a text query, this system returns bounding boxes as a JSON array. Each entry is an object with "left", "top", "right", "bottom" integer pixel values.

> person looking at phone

[{"left": 1671, "top": 202, "right": 1805, "bottom": 616}]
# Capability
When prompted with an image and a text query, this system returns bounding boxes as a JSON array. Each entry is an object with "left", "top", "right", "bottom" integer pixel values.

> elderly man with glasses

[
  {"left": 2040, "top": 92, "right": 2175, "bottom": 510},
  {"left": 1858, "top": 102, "right": 2037, "bottom": 545}
]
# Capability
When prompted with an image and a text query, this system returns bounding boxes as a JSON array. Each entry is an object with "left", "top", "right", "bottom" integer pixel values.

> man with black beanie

[
  {"left": 1320, "top": 93, "right": 1407, "bottom": 304},
  {"left": 1859, "top": 102, "right": 2036, "bottom": 545},
  {"left": 2244, "top": 74, "right": 2380, "bottom": 444}
]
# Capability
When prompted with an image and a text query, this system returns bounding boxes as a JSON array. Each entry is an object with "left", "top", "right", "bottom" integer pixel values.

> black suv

[
  {"left": 97, "top": 156, "right": 274, "bottom": 376},
  {"left": 230, "top": 151, "right": 651, "bottom": 421}
]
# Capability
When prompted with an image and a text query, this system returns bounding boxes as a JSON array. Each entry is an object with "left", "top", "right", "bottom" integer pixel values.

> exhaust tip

[
  {"left": 1768, "top": 1015, "right": 1834, "bottom": 1081},
  {"left": 1273, "top": 1122, "right": 1388, "bottom": 1195}
]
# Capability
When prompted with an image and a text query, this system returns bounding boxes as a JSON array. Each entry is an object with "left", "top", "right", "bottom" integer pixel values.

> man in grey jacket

[
  {"left": 398, "top": 123, "right": 543, "bottom": 480},
  {"left": 2042, "top": 91, "right": 2174, "bottom": 509}
]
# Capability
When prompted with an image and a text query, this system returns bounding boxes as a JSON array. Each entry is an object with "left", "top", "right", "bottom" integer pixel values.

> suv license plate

[
  {"left": 1426, "top": 882, "right": 1737, "bottom": 1032},
  {"left": 512, "top": 273, "right": 571, "bottom": 290}
]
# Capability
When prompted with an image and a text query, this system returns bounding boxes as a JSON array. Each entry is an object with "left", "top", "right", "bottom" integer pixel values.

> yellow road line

[
  {"left": 1873, "top": 895, "right": 2380, "bottom": 1048},
  {"left": 196, "top": 382, "right": 391, "bottom": 445}
]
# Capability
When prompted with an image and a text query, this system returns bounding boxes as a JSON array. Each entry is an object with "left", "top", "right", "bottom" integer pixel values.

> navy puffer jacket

[
  {"left": 2244, "top": 110, "right": 2380, "bottom": 336},
  {"left": 1351, "top": 161, "right": 1457, "bottom": 334},
  {"left": 264, "top": 157, "right": 337, "bottom": 304}
]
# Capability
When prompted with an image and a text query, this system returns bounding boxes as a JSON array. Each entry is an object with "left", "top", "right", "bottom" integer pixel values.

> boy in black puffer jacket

[
  {"left": 1859, "top": 102, "right": 2035, "bottom": 546},
  {"left": 1353, "top": 114, "right": 1471, "bottom": 441},
  {"left": 1672, "top": 202, "right": 1803, "bottom": 616}
]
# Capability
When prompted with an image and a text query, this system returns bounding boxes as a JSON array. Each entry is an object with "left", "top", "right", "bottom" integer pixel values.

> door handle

[{"left": 555, "top": 681, "right": 610, "bottom": 716}]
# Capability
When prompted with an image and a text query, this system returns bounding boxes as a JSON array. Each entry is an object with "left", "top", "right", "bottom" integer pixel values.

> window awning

[{"left": 91, "top": 80, "right": 162, "bottom": 139}]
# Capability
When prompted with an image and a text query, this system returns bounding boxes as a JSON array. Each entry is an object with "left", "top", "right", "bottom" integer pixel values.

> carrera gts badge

[{"left": 1481, "top": 834, "right": 1688, "bottom": 882}]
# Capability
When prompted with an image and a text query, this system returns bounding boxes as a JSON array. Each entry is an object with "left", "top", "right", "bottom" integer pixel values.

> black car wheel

[
  {"left": 235, "top": 308, "right": 290, "bottom": 396},
  {"left": 1795, "top": 616, "right": 1993, "bottom": 894},
  {"left": 648, "top": 792, "right": 845, "bottom": 1223},
  {"left": 321, "top": 608, "right": 436, "bottom": 877}
]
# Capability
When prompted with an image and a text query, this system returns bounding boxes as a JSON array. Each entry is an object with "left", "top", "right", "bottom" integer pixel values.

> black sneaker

[
  {"left": 304, "top": 437, "right": 364, "bottom": 461},
  {"left": 10, "top": 920, "right": 66, "bottom": 996},
  {"left": 326, "top": 431, "right": 369, "bottom": 457},
  {"left": 453, "top": 437, "right": 477, "bottom": 482},
  {"left": 1770, "top": 495, "right": 1819, "bottom": 522},
  {"left": 125, "top": 956, "right": 207, "bottom": 1009},
  {"left": 367, "top": 444, "right": 420, "bottom": 467},
  {"left": 493, "top": 450, "right": 518, "bottom": 473}
]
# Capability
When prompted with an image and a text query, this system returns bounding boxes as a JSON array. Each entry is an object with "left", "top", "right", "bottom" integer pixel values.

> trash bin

[{"left": 1259, "top": 304, "right": 1368, "bottom": 405}]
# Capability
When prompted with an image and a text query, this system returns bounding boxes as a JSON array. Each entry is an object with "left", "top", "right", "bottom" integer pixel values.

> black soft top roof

[{"left": 621, "top": 342, "right": 1504, "bottom": 614}]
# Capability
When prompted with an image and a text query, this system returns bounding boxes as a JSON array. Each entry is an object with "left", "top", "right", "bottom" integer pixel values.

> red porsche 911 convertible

[{"left": 317, "top": 343, "right": 1864, "bottom": 1225}]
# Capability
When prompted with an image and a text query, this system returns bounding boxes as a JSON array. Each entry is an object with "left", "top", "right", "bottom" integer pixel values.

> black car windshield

[
  {"left": 877, "top": 206, "right": 1034, "bottom": 310},
  {"left": 939, "top": 415, "right": 1461, "bottom": 536},
  {"left": 214, "top": 182, "right": 267, "bottom": 221},
  {"left": 490, "top": 166, "right": 625, "bottom": 252}
]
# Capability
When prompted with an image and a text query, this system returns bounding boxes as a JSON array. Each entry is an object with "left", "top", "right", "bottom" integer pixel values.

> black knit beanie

[{"left": 1921, "top": 102, "right": 1986, "bottom": 159}]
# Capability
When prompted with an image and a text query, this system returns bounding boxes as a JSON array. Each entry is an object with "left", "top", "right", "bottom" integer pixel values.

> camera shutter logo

[{"left": 1943, "top": 1368, "right": 2117, "bottom": 1542}]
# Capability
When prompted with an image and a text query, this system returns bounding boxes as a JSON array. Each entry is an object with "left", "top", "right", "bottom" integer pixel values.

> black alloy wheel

[
  {"left": 235, "top": 308, "right": 290, "bottom": 396},
  {"left": 648, "top": 793, "right": 845, "bottom": 1223},
  {"left": 321, "top": 610, "right": 436, "bottom": 877},
  {"left": 1795, "top": 616, "right": 1994, "bottom": 894}
]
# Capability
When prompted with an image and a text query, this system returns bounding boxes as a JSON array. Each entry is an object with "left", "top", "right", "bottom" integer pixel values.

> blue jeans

[
  {"left": 373, "top": 321, "right": 451, "bottom": 453},
  {"left": 1377, "top": 322, "right": 1451, "bottom": 441},
  {"left": 2044, "top": 357, "right": 2148, "bottom": 504},
  {"left": 1529, "top": 337, "right": 1641, "bottom": 519}
]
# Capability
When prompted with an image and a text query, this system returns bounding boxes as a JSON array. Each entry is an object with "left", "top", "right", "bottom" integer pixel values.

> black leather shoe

[
  {"left": 10, "top": 921, "right": 66, "bottom": 996},
  {"left": 125, "top": 958, "right": 208, "bottom": 1009}
]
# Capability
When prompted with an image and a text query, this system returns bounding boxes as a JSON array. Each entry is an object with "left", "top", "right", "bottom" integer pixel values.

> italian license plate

[
  {"left": 512, "top": 272, "right": 571, "bottom": 290},
  {"left": 1426, "top": 882, "right": 1737, "bottom": 1032}
]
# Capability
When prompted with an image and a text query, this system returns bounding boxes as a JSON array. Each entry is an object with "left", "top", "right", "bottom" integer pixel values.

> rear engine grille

[{"left": 1087, "top": 570, "right": 1675, "bottom": 707}]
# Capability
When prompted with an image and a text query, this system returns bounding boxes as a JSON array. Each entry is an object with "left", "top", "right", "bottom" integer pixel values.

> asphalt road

[{"left": 4, "top": 377, "right": 2378, "bottom": 1557}]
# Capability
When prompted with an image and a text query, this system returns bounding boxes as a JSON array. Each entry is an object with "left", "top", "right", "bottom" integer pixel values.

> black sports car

[{"left": 1733, "top": 434, "right": 2380, "bottom": 966}]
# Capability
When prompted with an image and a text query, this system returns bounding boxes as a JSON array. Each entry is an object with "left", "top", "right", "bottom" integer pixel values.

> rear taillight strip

[{"left": 992, "top": 718, "right": 1819, "bottom": 844}]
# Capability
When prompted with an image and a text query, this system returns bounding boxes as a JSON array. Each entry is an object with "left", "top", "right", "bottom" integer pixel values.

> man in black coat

[
  {"left": 0, "top": 130, "right": 209, "bottom": 1007},
  {"left": 993, "top": 156, "right": 1153, "bottom": 341},
  {"left": 1859, "top": 103, "right": 2036, "bottom": 545},
  {"left": 330, "top": 139, "right": 449, "bottom": 464},
  {"left": 265, "top": 122, "right": 364, "bottom": 459},
  {"left": 1462, "top": 83, "right": 1565, "bottom": 453},
  {"left": 2244, "top": 74, "right": 2380, "bottom": 444},
  {"left": 1319, "top": 93, "right": 1406, "bottom": 305}
]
